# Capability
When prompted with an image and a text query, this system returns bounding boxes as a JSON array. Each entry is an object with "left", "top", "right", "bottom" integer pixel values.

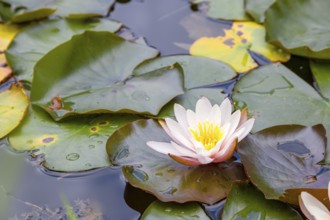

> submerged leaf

[
  {"left": 0, "top": 82, "right": 29, "bottom": 139},
  {"left": 6, "top": 18, "right": 122, "bottom": 82},
  {"left": 237, "top": 124, "right": 330, "bottom": 207},
  {"left": 265, "top": 0, "right": 330, "bottom": 59},
  {"left": 233, "top": 63, "right": 330, "bottom": 163},
  {"left": 141, "top": 201, "right": 210, "bottom": 220},
  {"left": 222, "top": 183, "right": 302, "bottom": 220},
  {"left": 107, "top": 119, "right": 247, "bottom": 204},
  {"left": 9, "top": 107, "right": 139, "bottom": 172},
  {"left": 190, "top": 22, "right": 290, "bottom": 72}
]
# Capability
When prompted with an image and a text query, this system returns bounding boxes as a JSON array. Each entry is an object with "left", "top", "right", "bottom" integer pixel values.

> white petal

[
  {"left": 219, "top": 98, "right": 232, "bottom": 125},
  {"left": 196, "top": 153, "right": 214, "bottom": 164},
  {"left": 235, "top": 118, "right": 255, "bottom": 142},
  {"left": 209, "top": 104, "right": 222, "bottom": 125},
  {"left": 169, "top": 154, "right": 201, "bottom": 166},
  {"left": 225, "top": 110, "right": 241, "bottom": 138},
  {"left": 147, "top": 141, "right": 188, "bottom": 157},
  {"left": 187, "top": 109, "right": 198, "bottom": 129},
  {"left": 174, "top": 104, "right": 189, "bottom": 129},
  {"left": 195, "top": 97, "right": 212, "bottom": 121},
  {"left": 328, "top": 181, "right": 330, "bottom": 200},
  {"left": 213, "top": 137, "right": 237, "bottom": 162},
  {"left": 165, "top": 118, "right": 195, "bottom": 150},
  {"left": 160, "top": 120, "right": 188, "bottom": 147},
  {"left": 299, "top": 192, "right": 330, "bottom": 220},
  {"left": 170, "top": 141, "right": 197, "bottom": 158}
]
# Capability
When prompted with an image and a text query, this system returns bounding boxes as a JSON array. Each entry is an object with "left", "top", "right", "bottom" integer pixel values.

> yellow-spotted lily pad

[
  {"left": 0, "top": 82, "right": 29, "bottom": 139},
  {"left": 0, "top": 24, "right": 21, "bottom": 51},
  {"left": 190, "top": 21, "right": 290, "bottom": 73}
]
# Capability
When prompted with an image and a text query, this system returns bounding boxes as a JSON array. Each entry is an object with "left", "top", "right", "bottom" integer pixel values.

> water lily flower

[
  {"left": 147, "top": 97, "right": 255, "bottom": 165},
  {"left": 299, "top": 182, "right": 330, "bottom": 220}
]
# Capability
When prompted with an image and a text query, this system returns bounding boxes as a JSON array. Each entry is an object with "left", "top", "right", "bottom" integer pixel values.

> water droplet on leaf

[
  {"left": 66, "top": 153, "right": 80, "bottom": 161},
  {"left": 131, "top": 91, "right": 150, "bottom": 101}
]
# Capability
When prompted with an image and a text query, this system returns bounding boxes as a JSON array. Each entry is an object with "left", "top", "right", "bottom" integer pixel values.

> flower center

[{"left": 189, "top": 121, "right": 224, "bottom": 150}]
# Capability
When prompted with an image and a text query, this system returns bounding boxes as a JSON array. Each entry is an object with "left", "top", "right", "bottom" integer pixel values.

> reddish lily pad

[
  {"left": 0, "top": 82, "right": 29, "bottom": 139},
  {"left": 190, "top": 22, "right": 290, "bottom": 72},
  {"left": 107, "top": 119, "right": 247, "bottom": 204},
  {"left": 237, "top": 124, "right": 330, "bottom": 208}
]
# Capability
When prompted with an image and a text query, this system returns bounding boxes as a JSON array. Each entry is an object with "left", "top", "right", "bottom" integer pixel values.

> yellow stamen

[{"left": 189, "top": 121, "right": 224, "bottom": 150}]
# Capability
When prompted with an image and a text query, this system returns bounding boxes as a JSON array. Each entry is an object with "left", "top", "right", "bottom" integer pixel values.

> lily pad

[
  {"left": 51, "top": 0, "right": 115, "bottom": 19},
  {"left": 0, "top": 0, "right": 56, "bottom": 23},
  {"left": 157, "top": 88, "right": 227, "bottom": 119},
  {"left": 107, "top": 119, "right": 247, "bottom": 204},
  {"left": 0, "top": 82, "right": 29, "bottom": 139},
  {"left": 190, "top": 22, "right": 290, "bottom": 73},
  {"left": 245, "top": 0, "right": 275, "bottom": 23},
  {"left": 310, "top": 60, "right": 330, "bottom": 100},
  {"left": 237, "top": 124, "right": 330, "bottom": 208},
  {"left": 222, "top": 183, "right": 302, "bottom": 220},
  {"left": 0, "top": 67, "right": 12, "bottom": 84},
  {"left": 133, "top": 55, "right": 229, "bottom": 118},
  {"left": 233, "top": 63, "right": 330, "bottom": 163},
  {"left": 6, "top": 18, "right": 122, "bottom": 83},
  {"left": 8, "top": 107, "right": 139, "bottom": 172},
  {"left": 134, "top": 55, "right": 237, "bottom": 89},
  {"left": 0, "top": 23, "right": 21, "bottom": 51},
  {"left": 191, "top": 0, "right": 250, "bottom": 21},
  {"left": 265, "top": 0, "right": 330, "bottom": 59},
  {"left": 140, "top": 201, "right": 210, "bottom": 220},
  {"left": 31, "top": 31, "right": 185, "bottom": 120},
  {"left": 0, "top": 0, "right": 115, "bottom": 23}
]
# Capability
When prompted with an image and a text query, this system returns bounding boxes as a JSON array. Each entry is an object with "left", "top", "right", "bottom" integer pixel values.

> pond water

[{"left": 0, "top": 0, "right": 315, "bottom": 219}]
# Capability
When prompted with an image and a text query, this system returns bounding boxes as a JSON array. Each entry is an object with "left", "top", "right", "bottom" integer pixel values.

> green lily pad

[
  {"left": 222, "top": 183, "right": 302, "bottom": 220},
  {"left": 141, "top": 201, "right": 210, "bottom": 220},
  {"left": 265, "top": 0, "right": 330, "bottom": 59},
  {"left": 0, "top": 82, "right": 29, "bottom": 139},
  {"left": 6, "top": 18, "right": 122, "bottom": 83},
  {"left": 157, "top": 88, "right": 227, "bottom": 119},
  {"left": 245, "top": 0, "right": 275, "bottom": 23},
  {"left": 0, "top": 0, "right": 55, "bottom": 23},
  {"left": 134, "top": 55, "right": 237, "bottom": 89},
  {"left": 310, "top": 60, "right": 330, "bottom": 100},
  {"left": 232, "top": 63, "right": 330, "bottom": 163},
  {"left": 0, "top": 0, "right": 115, "bottom": 23},
  {"left": 107, "top": 119, "right": 247, "bottom": 204},
  {"left": 51, "top": 0, "right": 115, "bottom": 19},
  {"left": 134, "top": 55, "right": 231, "bottom": 118},
  {"left": 31, "top": 31, "right": 184, "bottom": 120},
  {"left": 237, "top": 124, "right": 330, "bottom": 208},
  {"left": 191, "top": 0, "right": 250, "bottom": 21},
  {"left": 8, "top": 107, "right": 139, "bottom": 172}
]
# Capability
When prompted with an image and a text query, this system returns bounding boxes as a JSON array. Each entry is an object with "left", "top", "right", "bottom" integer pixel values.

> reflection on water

[{"left": 0, "top": 141, "right": 139, "bottom": 219}]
